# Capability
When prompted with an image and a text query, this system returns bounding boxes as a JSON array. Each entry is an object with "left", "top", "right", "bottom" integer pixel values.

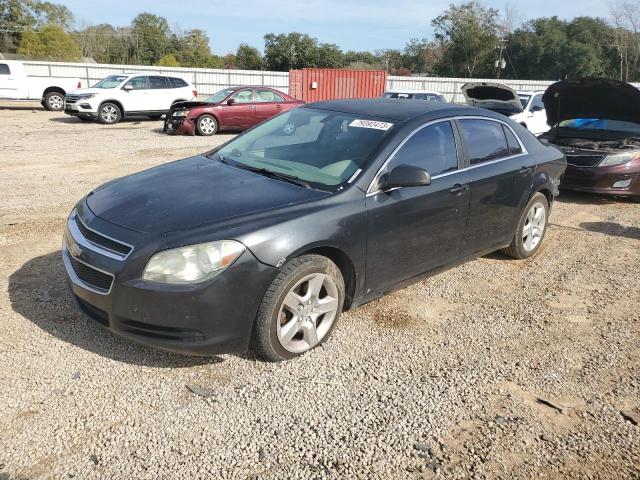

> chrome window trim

[
  {"left": 62, "top": 243, "right": 114, "bottom": 295},
  {"left": 70, "top": 212, "right": 134, "bottom": 261},
  {"left": 366, "top": 115, "right": 529, "bottom": 196}
]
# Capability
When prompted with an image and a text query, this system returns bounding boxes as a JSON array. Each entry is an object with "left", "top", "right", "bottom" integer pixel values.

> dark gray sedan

[{"left": 63, "top": 99, "right": 566, "bottom": 361}]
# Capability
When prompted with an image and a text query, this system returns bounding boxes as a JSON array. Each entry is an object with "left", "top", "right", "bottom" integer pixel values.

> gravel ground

[{"left": 0, "top": 101, "right": 639, "bottom": 480}]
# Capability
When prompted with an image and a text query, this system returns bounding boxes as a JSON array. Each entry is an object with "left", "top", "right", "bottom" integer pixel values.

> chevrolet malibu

[{"left": 63, "top": 99, "right": 566, "bottom": 361}]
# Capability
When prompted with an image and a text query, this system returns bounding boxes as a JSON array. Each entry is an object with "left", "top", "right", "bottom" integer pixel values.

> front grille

[
  {"left": 76, "top": 296, "right": 109, "bottom": 327},
  {"left": 69, "top": 256, "right": 113, "bottom": 293},
  {"left": 75, "top": 216, "right": 132, "bottom": 257},
  {"left": 65, "top": 94, "right": 80, "bottom": 104},
  {"left": 566, "top": 154, "right": 605, "bottom": 167}
]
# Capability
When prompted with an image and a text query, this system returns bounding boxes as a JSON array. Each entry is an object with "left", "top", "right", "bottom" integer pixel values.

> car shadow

[
  {"left": 556, "top": 190, "right": 624, "bottom": 206},
  {"left": 8, "top": 251, "right": 224, "bottom": 368},
  {"left": 0, "top": 105, "right": 44, "bottom": 111},
  {"left": 579, "top": 221, "right": 640, "bottom": 240},
  {"left": 49, "top": 117, "right": 164, "bottom": 124}
]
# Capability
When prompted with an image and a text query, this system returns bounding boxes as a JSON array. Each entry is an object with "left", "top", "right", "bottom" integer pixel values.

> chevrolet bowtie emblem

[{"left": 69, "top": 241, "right": 82, "bottom": 258}]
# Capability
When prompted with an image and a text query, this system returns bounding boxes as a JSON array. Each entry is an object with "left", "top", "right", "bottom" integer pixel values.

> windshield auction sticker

[{"left": 349, "top": 119, "right": 394, "bottom": 130}]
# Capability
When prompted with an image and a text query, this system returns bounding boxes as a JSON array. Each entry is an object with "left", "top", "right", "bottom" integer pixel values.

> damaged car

[
  {"left": 164, "top": 86, "right": 303, "bottom": 136},
  {"left": 540, "top": 78, "right": 640, "bottom": 201}
]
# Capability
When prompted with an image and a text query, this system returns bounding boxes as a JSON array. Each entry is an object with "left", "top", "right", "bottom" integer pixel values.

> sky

[{"left": 58, "top": 0, "right": 612, "bottom": 55}]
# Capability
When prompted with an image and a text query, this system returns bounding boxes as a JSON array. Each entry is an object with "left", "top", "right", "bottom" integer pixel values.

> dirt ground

[{"left": 0, "top": 101, "right": 638, "bottom": 479}]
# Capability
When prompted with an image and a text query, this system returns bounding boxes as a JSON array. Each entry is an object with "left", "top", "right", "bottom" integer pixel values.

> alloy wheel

[
  {"left": 199, "top": 117, "right": 216, "bottom": 134},
  {"left": 277, "top": 273, "right": 340, "bottom": 354},
  {"left": 522, "top": 201, "right": 546, "bottom": 252},
  {"left": 101, "top": 105, "right": 118, "bottom": 123},
  {"left": 48, "top": 95, "right": 63, "bottom": 110}
]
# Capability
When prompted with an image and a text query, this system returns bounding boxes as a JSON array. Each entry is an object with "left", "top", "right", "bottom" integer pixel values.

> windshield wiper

[{"left": 216, "top": 155, "right": 312, "bottom": 189}]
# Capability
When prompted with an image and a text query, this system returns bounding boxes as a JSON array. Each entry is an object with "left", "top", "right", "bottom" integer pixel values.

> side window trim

[{"left": 366, "top": 116, "right": 528, "bottom": 195}]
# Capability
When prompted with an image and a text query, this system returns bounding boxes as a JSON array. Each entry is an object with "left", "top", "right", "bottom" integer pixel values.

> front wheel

[
  {"left": 44, "top": 91, "right": 64, "bottom": 111},
  {"left": 501, "top": 192, "right": 549, "bottom": 259},
  {"left": 196, "top": 115, "right": 218, "bottom": 136},
  {"left": 98, "top": 102, "right": 122, "bottom": 124},
  {"left": 253, "top": 255, "right": 345, "bottom": 361}
]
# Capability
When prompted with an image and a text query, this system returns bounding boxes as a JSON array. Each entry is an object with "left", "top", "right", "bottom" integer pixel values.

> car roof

[
  {"left": 385, "top": 89, "right": 443, "bottom": 95},
  {"left": 303, "top": 98, "right": 482, "bottom": 122}
]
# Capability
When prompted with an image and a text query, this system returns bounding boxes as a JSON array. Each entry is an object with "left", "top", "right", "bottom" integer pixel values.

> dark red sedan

[{"left": 164, "top": 86, "right": 304, "bottom": 136}]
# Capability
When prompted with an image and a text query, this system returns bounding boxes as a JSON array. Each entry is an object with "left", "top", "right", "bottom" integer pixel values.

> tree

[
  {"left": 33, "top": 1, "right": 73, "bottom": 29},
  {"left": 172, "top": 28, "right": 214, "bottom": 67},
  {"left": 315, "top": 43, "right": 343, "bottom": 67},
  {"left": 158, "top": 53, "right": 179, "bottom": 67},
  {"left": 432, "top": 1, "right": 500, "bottom": 77},
  {"left": 223, "top": 52, "right": 235, "bottom": 68},
  {"left": 403, "top": 38, "right": 442, "bottom": 74},
  {"left": 131, "top": 12, "right": 170, "bottom": 65},
  {"left": 263, "top": 32, "right": 319, "bottom": 70},
  {"left": 74, "top": 24, "right": 136, "bottom": 64},
  {"left": 18, "top": 24, "right": 81, "bottom": 60},
  {"left": 235, "top": 43, "right": 263, "bottom": 70},
  {"left": 344, "top": 50, "right": 381, "bottom": 69},
  {"left": 0, "top": 0, "right": 37, "bottom": 52}
]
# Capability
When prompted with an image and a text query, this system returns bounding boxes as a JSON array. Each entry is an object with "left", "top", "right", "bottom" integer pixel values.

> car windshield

[
  {"left": 211, "top": 108, "right": 393, "bottom": 191},
  {"left": 558, "top": 118, "right": 640, "bottom": 136},
  {"left": 205, "top": 88, "right": 237, "bottom": 103},
  {"left": 93, "top": 75, "right": 128, "bottom": 89},
  {"left": 518, "top": 94, "right": 531, "bottom": 108}
]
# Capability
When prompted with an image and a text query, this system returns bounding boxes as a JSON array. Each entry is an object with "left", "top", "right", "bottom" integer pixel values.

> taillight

[
  {"left": 77, "top": 81, "right": 81, "bottom": 88},
  {"left": 193, "top": 90, "right": 198, "bottom": 98}
]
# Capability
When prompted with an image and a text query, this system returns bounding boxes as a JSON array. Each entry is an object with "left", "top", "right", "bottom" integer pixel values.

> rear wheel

[
  {"left": 196, "top": 115, "right": 218, "bottom": 136},
  {"left": 253, "top": 254, "right": 345, "bottom": 361},
  {"left": 44, "top": 91, "right": 64, "bottom": 111},
  {"left": 502, "top": 192, "right": 549, "bottom": 259},
  {"left": 98, "top": 103, "right": 122, "bottom": 124}
]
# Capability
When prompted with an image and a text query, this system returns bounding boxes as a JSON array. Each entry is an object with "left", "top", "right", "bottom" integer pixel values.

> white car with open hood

[{"left": 462, "top": 82, "right": 550, "bottom": 135}]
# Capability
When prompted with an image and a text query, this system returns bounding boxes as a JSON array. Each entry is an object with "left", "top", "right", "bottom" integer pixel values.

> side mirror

[
  {"left": 226, "top": 98, "right": 236, "bottom": 105},
  {"left": 378, "top": 165, "right": 431, "bottom": 191},
  {"left": 122, "top": 84, "right": 133, "bottom": 91},
  {"left": 531, "top": 105, "right": 543, "bottom": 112}
]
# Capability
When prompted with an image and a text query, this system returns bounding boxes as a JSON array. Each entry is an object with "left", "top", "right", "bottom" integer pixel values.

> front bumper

[
  {"left": 561, "top": 162, "right": 640, "bottom": 197},
  {"left": 62, "top": 204, "right": 277, "bottom": 355},
  {"left": 64, "top": 99, "right": 99, "bottom": 117},
  {"left": 163, "top": 112, "right": 196, "bottom": 135}
]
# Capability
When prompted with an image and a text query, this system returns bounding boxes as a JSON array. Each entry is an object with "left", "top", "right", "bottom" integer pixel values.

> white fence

[
  {"left": 23, "top": 60, "right": 634, "bottom": 102},
  {"left": 23, "top": 61, "right": 290, "bottom": 95}
]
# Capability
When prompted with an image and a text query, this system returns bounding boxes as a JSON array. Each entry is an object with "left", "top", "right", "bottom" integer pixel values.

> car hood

[
  {"left": 171, "top": 100, "right": 215, "bottom": 110},
  {"left": 86, "top": 155, "right": 329, "bottom": 234},
  {"left": 67, "top": 87, "right": 111, "bottom": 95},
  {"left": 542, "top": 78, "right": 640, "bottom": 125},
  {"left": 461, "top": 82, "right": 523, "bottom": 115}
]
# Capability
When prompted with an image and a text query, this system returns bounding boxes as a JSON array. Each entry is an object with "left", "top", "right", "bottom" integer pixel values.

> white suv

[
  {"left": 511, "top": 90, "right": 549, "bottom": 136},
  {"left": 64, "top": 74, "right": 196, "bottom": 124}
]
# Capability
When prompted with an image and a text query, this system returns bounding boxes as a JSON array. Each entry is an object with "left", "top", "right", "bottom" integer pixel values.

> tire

[
  {"left": 98, "top": 102, "right": 122, "bottom": 124},
  {"left": 501, "top": 192, "right": 549, "bottom": 259},
  {"left": 43, "top": 91, "right": 64, "bottom": 111},
  {"left": 196, "top": 114, "right": 218, "bottom": 136},
  {"left": 253, "top": 254, "right": 345, "bottom": 361}
]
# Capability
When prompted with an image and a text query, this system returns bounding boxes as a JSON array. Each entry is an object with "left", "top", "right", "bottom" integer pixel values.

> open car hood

[
  {"left": 171, "top": 100, "right": 214, "bottom": 110},
  {"left": 542, "top": 78, "right": 640, "bottom": 125},
  {"left": 461, "top": 82, "right": 523, "bottom": 115}
]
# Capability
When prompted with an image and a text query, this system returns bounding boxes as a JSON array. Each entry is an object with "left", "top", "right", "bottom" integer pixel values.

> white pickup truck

[{"left": 0, "top": 60, "right": 84, "bottom": 111}]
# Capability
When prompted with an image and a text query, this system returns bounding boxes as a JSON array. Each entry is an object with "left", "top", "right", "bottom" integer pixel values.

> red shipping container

[{"left": 289, "top": 68, "right": 387, "bottom": 102}]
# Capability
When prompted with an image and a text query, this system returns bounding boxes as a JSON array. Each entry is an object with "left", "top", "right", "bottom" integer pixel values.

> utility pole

[{"left": 495, "top": 36, "right": 507, "bottom": 79}]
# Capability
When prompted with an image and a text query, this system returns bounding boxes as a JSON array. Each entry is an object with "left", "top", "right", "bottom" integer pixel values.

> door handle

[
  {"left": 276, "top": 104, "right": 282, "bottom": 109},
  {"left": 450, "top": 183, "right": 469, "bottom": 195},
  {"left": 519, "top": 166, "right": 533, "bottom": 175}
]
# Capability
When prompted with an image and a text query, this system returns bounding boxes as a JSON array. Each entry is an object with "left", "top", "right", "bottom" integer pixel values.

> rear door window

[
  {"left": 149, "top": 76, "right": 169, "bottom": 89},
  {"left": 502, "top": 125, "right": 523, "bottom": 155},
  {"left": 256, "top": 89, "right": 284, "bottom": 102},
  {"left": 0, "top": 64, "right": 10, "bottom": 75},
  {"left": 169, "top": 77, "right": 188, "bottom": 88},
  {"left": 458, "top": 119, "right": 510, "bottom": 165}
]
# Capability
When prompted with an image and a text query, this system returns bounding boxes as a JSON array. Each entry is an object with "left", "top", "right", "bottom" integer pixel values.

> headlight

[
  {"left": 77, "top": 94, "right": 96, "bottom": 100},
  {"left": 172, "top": 110, "right": 187, "bottom": 117},
  {"left": 142, "top": 240, "right": 245, "bottom": 285},
  {"left": 600, "top": 151, "right": 640, "bottom": 166}
]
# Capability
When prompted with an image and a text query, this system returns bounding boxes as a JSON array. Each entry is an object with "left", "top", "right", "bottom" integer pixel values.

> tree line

[{"left": 2, "top": 0, "right": 640, "bottom": 82}]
